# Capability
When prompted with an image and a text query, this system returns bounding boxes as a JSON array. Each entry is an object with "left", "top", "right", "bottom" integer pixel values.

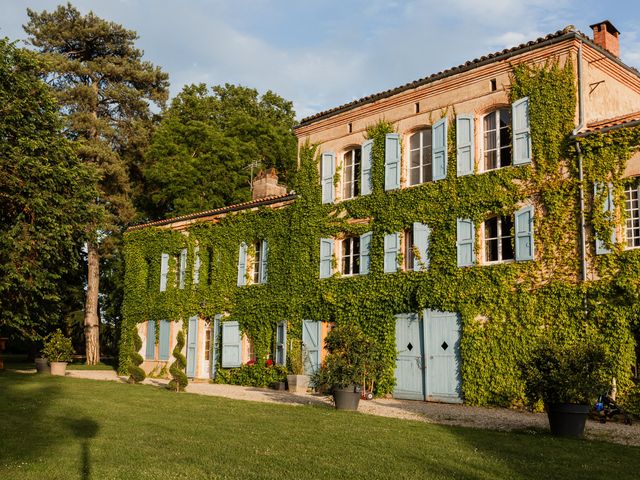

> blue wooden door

[
  {"left": 425, "top": 310, "right": 462, "bottom": 403},
  {"left": 394, "top": 313, "right": 425, "bottom": 400},
  {"left": 302, "top": 319, "right": 321, "bottom": 375},
  {"left": 186, "top": 316, "right": 198, "bottom": 378}
]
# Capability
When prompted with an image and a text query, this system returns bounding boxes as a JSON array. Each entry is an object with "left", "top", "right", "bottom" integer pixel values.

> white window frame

[
  {"left": 482, "top": 108, "right": 512, "bottom": 172},
  {"left": 625, "top": 183, "right": 640, "bottom": 249},
  {"left": 408, "top": 128, "right": 433, "bottom": 186},
  {"left": 340, "top": 236, "right": 361, "bottom": 276},
  {"left": 342, "top": 147, "right": 361, "bottom": 200},
  {"left": 482, "top": 215, "right": 515, "bottom": 264},
  {"left": 252, "top": 241, "right": 263, "bottom": 284},
  {"left": 403, "top": 229, "right": 414, "bottom": 271}
]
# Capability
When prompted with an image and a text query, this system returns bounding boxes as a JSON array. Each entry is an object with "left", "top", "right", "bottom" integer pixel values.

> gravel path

[{"left": 61, "top": 370, "right": 640, "bottom": 446}]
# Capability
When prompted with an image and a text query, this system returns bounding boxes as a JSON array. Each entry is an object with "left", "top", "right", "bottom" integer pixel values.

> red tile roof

[
  {"left": 127, "top": 193, "right": 297, "bottom": 231},
  {"left": 296, "top": 27, "right": 640, "bottom": 128},
  {"left": 578, "top": 112, "right": 640, "bottom": 136}
]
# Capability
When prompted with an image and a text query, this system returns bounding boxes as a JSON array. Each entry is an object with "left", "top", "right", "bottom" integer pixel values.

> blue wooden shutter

[
  {"left": 321, "top": 152, "right": 336, "bottom": 204},
  {"left": 275, "top": 321, "right": 287, "bottom": 365},
  {"left": 384, "top": 133, "right": 401, "bottom": 190},
  {"left": 456, "top": 115, "right": 474, "bottom": 176},
  {"left": 319, "top": 238, "right": 334, "bottom": 278},
  {"left": 186, "top": 316, "right": 198, "bottom": 377},
  {"left": 160, "top": 253, "right": 169, "bottom": 292},
  {"left": 159, "top": 320, "right": 171, "bottom": 361},
  {"left": 456, "top": 218, "right": 475, "bottom": 267},
  {"left": 302, "top": 319, "right": 321, "bottom": 375},
  {"left": 515, "top": 206, "right": 535, "bottom": 261},
  {"left": 193, "top": 247, "right": 201, "bottom": 285},
  {"left": 595, "top": 182, "right": 615, "bottom": 254},
  {"left": 221, "top": 321, "right": 241, "bottom": 368},
  {"left": 413, "top": 222, "right": 430, "bottom": 271},
  {"left": 260, "top": 239, "right": 269, "bottom": 283},
  {"left": 512, "top": 97, "right": 532, "bottom": 165},
  {"left": 361, "top": 140, "right": 373, "bottom": 195},
  {"left": 179, "top": 248, "right": 187, "bottom": 289},
  {"left": 237, "top": 242, "right": 247, "bottom": 286},
  {"left": 211, "top": 314, "right": 222, "bottom": 379},
  {"left": 145, "top": 321, "right": 156, "bottom": 360},
  {"left": 384, "top": 232, "right": 400, "bottom": 273},
  {"left": 360, "top": 231, "right": 372, "bottom": 274},
  {"left": 432, "top": 117, "right": 448, "bottom": 180}
]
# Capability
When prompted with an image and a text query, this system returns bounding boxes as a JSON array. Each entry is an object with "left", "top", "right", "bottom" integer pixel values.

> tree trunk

[{"left": 84, "top": 241, "right": 100, "bottom": 364}]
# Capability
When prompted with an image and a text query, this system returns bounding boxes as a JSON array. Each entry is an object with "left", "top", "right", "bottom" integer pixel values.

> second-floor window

[
  {"left": 484, "top": 215, "right": 514, "bottom": 262},
  {"left": 625, "top": 183, "right": 640, "bottom": 248},
  {"left": 343, "top": 147, "right": 361, "bottom": 199},
  {"left": 342, "top": 237, "right": 360, "bottom": 275},
  {"left": 409, "top": 128, "right": 433, "bottom": 185},
  {"left": 483, "top": 108, "right": 512, "bottom": 171}
]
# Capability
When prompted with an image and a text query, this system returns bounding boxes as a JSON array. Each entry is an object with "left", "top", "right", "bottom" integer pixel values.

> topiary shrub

[
  {"left": 128, "top": 326, "right": 146, "bottom": 383},
  {"left": 168, "top": 329, "right": 188, "bottom": 392}
]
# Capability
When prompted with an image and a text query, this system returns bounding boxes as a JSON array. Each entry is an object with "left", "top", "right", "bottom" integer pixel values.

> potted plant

[
  {"left": 286, "top": 338, "right": 310, "bottom": 393},
  {"left": 521, "top": 338, "right": 610, "bottom": 437},
  {"left": 42, "top": 329, "right": 75, "bottom": 376},
  {"left": 312, "top": 323, "right": 383, "bottom": 411}
]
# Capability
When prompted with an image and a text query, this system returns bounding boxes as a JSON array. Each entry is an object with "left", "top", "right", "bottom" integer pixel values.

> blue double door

[{"left": 394, "top": 310, "right": 462, "bottom": 403}]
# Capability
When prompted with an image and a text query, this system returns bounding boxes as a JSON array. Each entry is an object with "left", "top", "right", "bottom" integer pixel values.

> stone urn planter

[
  {"left": 50, "top": 361, "right": 68, "bottom": 376},
  {"left": 35, "top": 357, "right": 50, "bottom": 374},
  {"left": 287, "top": 374, "right": 310, "bottom": 393}
]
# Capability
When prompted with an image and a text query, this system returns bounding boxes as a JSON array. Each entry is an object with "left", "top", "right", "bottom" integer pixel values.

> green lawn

[{"left": 0, "top": 372, "right": 638, "bottom": 480}]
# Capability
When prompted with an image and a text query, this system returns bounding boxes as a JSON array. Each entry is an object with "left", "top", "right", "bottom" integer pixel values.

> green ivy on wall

[{"left": 119, "top": 60, "right": 637, "bottom": 406}]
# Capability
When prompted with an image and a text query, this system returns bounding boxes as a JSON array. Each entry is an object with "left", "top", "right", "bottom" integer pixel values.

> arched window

[
  {"left": 342, "top": 147, "right": 361, "bottom": 199},
  {"left": 409, "top": 128, "right": 432, "bottom": 185},
  {"left": 483, "top": 108, "right": 511, "bottom": 171}
]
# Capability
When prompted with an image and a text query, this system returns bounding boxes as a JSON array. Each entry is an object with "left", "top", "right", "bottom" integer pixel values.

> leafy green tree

[
  {"left": 24, "top": 3, "right": 169, "bottom": 363},
  {"left": 0, "top": 38, "right": 95, "bottom": 342},
  {"left": 143, "top": 83, "right": 297, "bottom": 218}
]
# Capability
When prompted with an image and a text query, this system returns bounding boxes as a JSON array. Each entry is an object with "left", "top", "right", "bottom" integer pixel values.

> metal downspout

[{"left": 573, "top": 41, "right": 588, "bottom": 284}]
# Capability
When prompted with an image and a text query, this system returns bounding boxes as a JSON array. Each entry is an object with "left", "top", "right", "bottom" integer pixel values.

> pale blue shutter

[
  {"left": 159, "top": 253, "right": 169, "bottom": 292},
  {"left": 595, "top": 182, "right": 615, "bottom": 254},
  {"left": 319, "top": 238, "right": 334, "bottom": 279},
  {"left": 384, "top": 232, "right": 400, "bottom": 273},
  {"left": 302, "top": 319, "right": 321, "bottom": 375},
  {"left": 456, "top": 115, "right": 474, "bottom": 176},
  {"left": 211, "top": 314, "right": 222, "bottom": 379},
  {"left": 179, "top": 248, "right": 187, "bottom": 289},
  {"left": 432, "top": 117, "right": 448, "bottom": 180},
  {"left": 515, "top": 206, "right": 535, "bottom": 261},
  {"left": 360, "top": 231, "right": 372, "bottom": 274},
  {"left": 237, "top": 242, "right": 247, "bottom": 286},
  {"left": 275, "top": 321, "right": 287, "bottom": 365},
  {"left": 186, "top": 316, "right": 198, "bottom": 377},
  {"left": 384, "top": 133, "right": 401, "bottom": 190},
  {"left": 512, "top": 97, "right": 532, "bottom": 165},
  {"left": 260, "top": 239, "right": 268, "bottom": 283},
  {"left": 221, "top": 321, "right": 241, "bottom": 368},
  {"left": 145, "top": 321, "right": 155, "bottom": 360},
  {"left": 321, "top": 152, "right": 336, "bottom": 204},
  {"left": 159, "top": 320, "right": 170, "bottom": 361},
  {"left": 413, "top": 222, "right": 430, "bottom": 271},
  {"left": 456, "top": 218, "right": 475, "bottom": 267},
  {"left": 361, "top": 140, "right": 373, "bottom": 195},
  {"left": 193, "top": 247, "right": 201, "bottom": 285}
]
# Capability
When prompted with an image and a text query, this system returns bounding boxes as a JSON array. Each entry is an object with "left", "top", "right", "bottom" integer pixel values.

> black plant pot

[
  {"left": 546, "top": 403, "right": 589, "bottom": 437},
  {"left": 333, "top": 386, "right": 361, "bottom": 411}
]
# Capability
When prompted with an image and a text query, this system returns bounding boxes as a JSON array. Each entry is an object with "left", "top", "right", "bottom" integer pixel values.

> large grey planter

[
  {"left": 287, "top": 374, "right": 310, "bottom": 393},
  {"left": 35, "top": 357, "right": 50, "bottom": 374}
]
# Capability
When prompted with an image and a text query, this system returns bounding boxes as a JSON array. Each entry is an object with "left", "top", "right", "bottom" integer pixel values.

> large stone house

[{"left": 120, "top": 21, "right": 640, "bottom": 405}]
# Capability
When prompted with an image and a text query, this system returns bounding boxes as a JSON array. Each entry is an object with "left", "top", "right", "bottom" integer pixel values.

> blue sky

[{"left": 2, "top": 0, "right": 640, "bottom": 119}]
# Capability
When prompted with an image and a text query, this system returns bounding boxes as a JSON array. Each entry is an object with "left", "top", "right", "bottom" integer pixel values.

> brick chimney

[
  {"left": 251, "top": 168, "right": 287, "bottom": 201},
  {"left": 590, "top": 20, "right": 620, "bottom": 57}
]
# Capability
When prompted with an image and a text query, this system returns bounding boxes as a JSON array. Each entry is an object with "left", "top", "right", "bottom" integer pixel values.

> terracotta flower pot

[{"left": 50, "top": 361, "right": 68, "bottom": 376}]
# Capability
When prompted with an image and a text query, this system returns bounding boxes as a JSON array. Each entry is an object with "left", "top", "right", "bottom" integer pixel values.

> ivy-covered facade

[{"left": 120, "top": 22, "right": 640, "bottom": 406}]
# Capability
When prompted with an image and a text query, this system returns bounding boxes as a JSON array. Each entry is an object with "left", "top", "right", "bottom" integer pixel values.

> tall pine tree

[{"left": 24, "top": 3, "right": 169, "bottom": 363}]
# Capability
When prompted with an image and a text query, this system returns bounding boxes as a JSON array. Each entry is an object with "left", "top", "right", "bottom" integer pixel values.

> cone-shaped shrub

[
  {"left": 128, "top": 327, "right": 146, "bottom": 383},
  {"left": 168, "top": 330, "right": 188, "bottom": 392}
]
